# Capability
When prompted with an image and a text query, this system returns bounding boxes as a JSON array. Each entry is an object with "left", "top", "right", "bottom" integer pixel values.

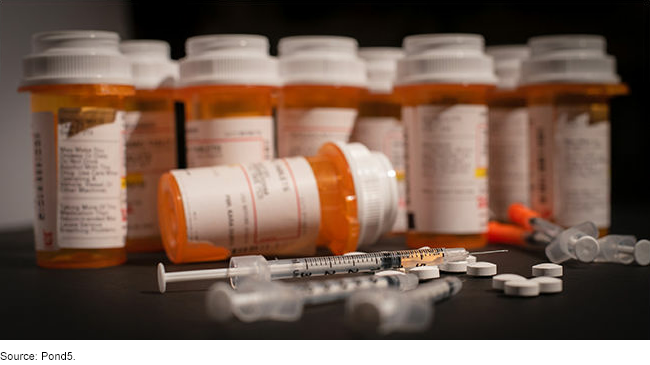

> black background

[{"left": 133, "top": 1, "right": 650, "bottom": 237}]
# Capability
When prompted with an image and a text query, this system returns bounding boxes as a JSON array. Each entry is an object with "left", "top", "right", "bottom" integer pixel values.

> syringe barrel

[
  {"left": 301, "top": 273, "right": 418, "bottom": 305},
  {"left": 529, "top": 217, "right": 563, "bottom": 238}
]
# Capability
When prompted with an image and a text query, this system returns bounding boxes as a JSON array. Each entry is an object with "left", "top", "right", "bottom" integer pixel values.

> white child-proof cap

[
  {"left": 333, "top": 142, "right": 399, "bottom": 247},
  {"left": 21, "top": 30, "right": 132, "bottom": 87},
  {"left": 521, "top": 35, "right": 620, "bottom": 84},
  {"left": 120, "top": 40, "right": 179, "bottom": 89},
  {"left": 486, "top": 45, "right": 530, "bottom": 90},
  {"left": 358, "top": 47, "right": 404, "bottom": 93},
  {"left": 179, "top": 34, "right": 280, "bottom": 87},
  {"left": 395, "top": 33, "right": 497, "bottom": 85},
  {"left": 278, "top": 36, "right": 367, "bottom": 87}
]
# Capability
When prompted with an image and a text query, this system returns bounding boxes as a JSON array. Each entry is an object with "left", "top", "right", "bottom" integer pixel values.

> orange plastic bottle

[
  {"left": 121, "top": 40, "right": 179, "bottom": 252},
  {"left": 395, "top": 34, "right": 496, "bottom": 249},
  {"left": 277, "top": 36, "right": 366, "bottom": 157},
  {"left": 350, "top": 47, "right": 407, "bottom": 233},
  {"left": 177, "top": 35, "right": 279, "bottom": 167},
  {"left": 485, "top": 45, "right": 531, "bottom": 222},
  {"left": 19, "top": 31, "right": 134, "bottom": 268},
  {"left": 157, "top": 142, "right": 398, "bottom": 263},
  {"left": 521, "top": 35, "right": 628, "bottom": 237}
]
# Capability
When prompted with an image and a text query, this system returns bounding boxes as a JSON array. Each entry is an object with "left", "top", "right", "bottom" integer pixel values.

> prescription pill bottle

[
  {"left": 178, "top": 35, "right": 279, "bottom": 167},
  {"left": 395, "top": 34, "right": 497, "bottom": 249},
  {"left": 19, "top": 30, "right": 134, "bottom": 268},
  {"left": 277, "top": 36, "right": 366, "bottom": 157},
  {"left": 350, "top": 47, "right": 407, "bottom": 233},
  {"left": 485, "top": 45, "right": 530, "bottom": 222},
  {"left": 521, "top": 35, "right": 628, "bottom": 236},
  {"left": 158, "top": 142, "right": 398, "bottom": 263},
  {"left": 121, "top": 40, "right": 179, "bottom": 252}
]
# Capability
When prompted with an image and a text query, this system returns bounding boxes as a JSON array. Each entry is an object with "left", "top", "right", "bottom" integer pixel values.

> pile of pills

[{"left": 495, "top": 263, "right": 564, "bottom": 297}]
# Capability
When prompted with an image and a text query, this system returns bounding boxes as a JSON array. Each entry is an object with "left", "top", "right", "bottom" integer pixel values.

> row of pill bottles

[
  {"left": 396, "top": 34, "right": 497, "bottom": 250},
  {"left": 20, "top": 31, "right": 134, "bottom": 268}
]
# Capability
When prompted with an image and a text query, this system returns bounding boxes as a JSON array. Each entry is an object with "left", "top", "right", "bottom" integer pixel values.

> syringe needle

[{"left": 469, "top": 249, "right": 509, "bottom": 255}]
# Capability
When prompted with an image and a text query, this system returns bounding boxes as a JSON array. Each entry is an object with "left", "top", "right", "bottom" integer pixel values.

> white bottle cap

[
  {"left": 21, "top": 30, "right": 132, "bottom": 87},
  {"left": 278, "top": 36, "right": 367, "bottom": 87},
  {"left": 358, "top": 47, "right": 404, "bottom": 93},
  {"left": 521, "top": 35, "right": 620, "bottom": 85},
  {"left": 120, "top": 40, "right": 179, "bottom": 90},
  {"left": 179, "top": 34, "right": 280, "bottom": 87},
  {"left": 395, "top": 33, "right": 497, "bottom": 85},
  {"left": 486, "top": 45, "right": 530, "bottom": 90},
  {"left": 333, "top": 142, "right": 399, "bottom": 247}
]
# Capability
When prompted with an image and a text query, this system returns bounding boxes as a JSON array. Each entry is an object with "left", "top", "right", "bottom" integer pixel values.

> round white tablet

[
  {"left": 530, "top": 276, "right": 563, "bottom": 294},
  {"left": 440, "top": 260, "right": 467, "bottom": 273},
  {"left": 466, "top": 255, "right": 477, "bottom": 264},
  {"left": 504, "top": 280, "right": 540, "bottom": 297},
  {"left": 467, "top": 261, "right": 497, "bottom": 277},
  {"left": 492, "top": 274, "right": 527, "bottom": 290},
  {"left": 375, "top": 269, "right": 406, "bottom": 276},
  {"left": 417, "top": 246, "right": 431, "bottom": 250},
  {"left": 407, "top": 266, "right": 440, "bottom": 281},
  {"left": 532, "top": 263, "right": 563, "bottom": 277}
]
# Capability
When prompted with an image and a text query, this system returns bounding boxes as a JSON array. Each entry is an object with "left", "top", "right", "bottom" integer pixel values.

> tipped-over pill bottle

[
  {"left": 19, "top": 30, "right": 134, "bottom": 268},
  {"left": 521, "top": 35, "right": 627, "bottom": 236},
  {"left": 486, "top": 45, "right": 530, "bottom": 222},
  {"left": 277, "top": 36, "right": 366, "bottom": 157},
  {"left": 178, "top": 35, "right": 280, "bottom": 167},
  {"left": 350, "top": 47, "right": 407, "bottom": 233},
  {"left": 121, "top": 40, "right": 179, "bottom": 252},
  {"left": 157, "top": 142, "right": 398, "bottom": 263},
  {"left": 395, "top": 34, "right": 497, "bottom": 249}
]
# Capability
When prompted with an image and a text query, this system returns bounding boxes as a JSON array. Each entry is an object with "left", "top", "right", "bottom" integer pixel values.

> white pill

[
  {"left": 375, "top": 269, "right": 406, "bottom": 276},
  {"left": 344, "top": 251, "right": 367, "bottom": 256},
  {"left": 532, "top": 263, "right": 563, "bottom": 277},
  {"left": 492, "top": 274, "right": 527, "bottom": 290},
  {"left": 417, "top": 246, "right": 431, "bottom": 250},
  {"left": 530, "top": 276, "right": 563, "bottom": 294},
  {"left": 466, "top": 255, "right": 477, "bottom": 264},
  {"left": 440, "top": 261, "right": 467, "bottom": 273},
  {"left": 504, "top": 280, "right": 540, "bottom": 297},
  {"left": 467, "top": 261, "right": 497, "bottom": 277},
  {"left": 407, "top": 266, "right": 440, "bottom": 281}
]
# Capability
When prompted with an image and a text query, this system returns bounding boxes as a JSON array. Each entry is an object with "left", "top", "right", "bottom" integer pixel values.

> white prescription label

[
  {"left": 50, "top": 108, "right": 126, "bottom": 249},
  {"left": 405, "top": 104, "right": 488, "bottom": 234},
  {"left": 488, "top": 107, "right": 530, "bottom": 221},
  {"left": 554, "top": 108, "right": 610, "bottom": 227},
  {"left": 171, "top": 157, "right": 321, "bottom": 256},
  {"left": 124, "top": 111, "right": 177, "bottom": 238},
  {"left": 186, "top": 116, "right": 274, "bottom": 167},
  {"left": 351, "top": 116, "right": 406, "bottom": 231},
  {"left": 529, "top": 105, "right": 554, "bottom": 219},
  {"left": 277, "top": 107, "right": 357, "bottom": 157}
]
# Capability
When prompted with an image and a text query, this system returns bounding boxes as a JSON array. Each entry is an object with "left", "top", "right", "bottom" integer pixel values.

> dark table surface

[{"left": 1, "top": 228, "right": 649, "bottom": 339}]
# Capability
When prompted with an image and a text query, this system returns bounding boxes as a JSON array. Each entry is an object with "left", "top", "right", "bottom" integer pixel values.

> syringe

[
  {"left": 157, "top": 247, "right": 507, "bottom": 293},
  {"left": 346, "top": 276, "right": 462, "bottom": 335},
  {"left": 206, "top": 273, "right": 418, "bottom": 323}
]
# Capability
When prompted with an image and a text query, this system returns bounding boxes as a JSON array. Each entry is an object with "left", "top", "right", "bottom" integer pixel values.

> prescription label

[
  {"left": 277, "top": 107, "right": 357, "bottom": 157},
  {"left": 488, "top": 107, "right": 530, "bottom": 221},
  {"left": 404, "top": 104, "right": 488, "bottom": 234},
  {"left": 351, "top": 116, "right": 406, "bottom": 231},
  {"left": 171, "top": 157, "right": 321, "bottom": 256},
  {"left": 554, "top": 107, "right": 610, "bottom": 228},
  {"left": 186, "top": 116, "right": 274, "bottom": 167},
  {"left": 529, "top": 105, "right": 554, "bottom": 219},
  {"left": 31, "top": 109, "right": 127, "bottom": 250},
  {"left": 124, "top": 111, "right": 177, "bottom": 239}
]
